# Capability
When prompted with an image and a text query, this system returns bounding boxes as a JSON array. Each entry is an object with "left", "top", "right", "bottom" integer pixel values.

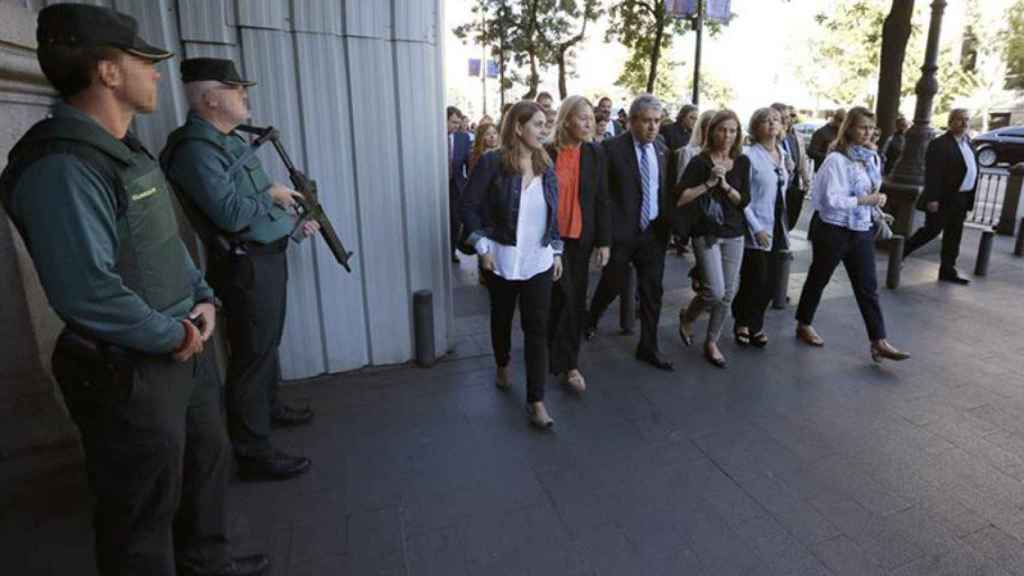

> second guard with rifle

[{"left": 162, "top": 58, "right": 317, "bottom": 481}]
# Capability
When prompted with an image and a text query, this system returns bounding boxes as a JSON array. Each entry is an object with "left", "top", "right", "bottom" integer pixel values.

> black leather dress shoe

[
  {"left": 237, "top": 451, "right": 311, "bottom": 481},
  {"left": 270, "top": 404, "right": 314, "bottom": 428},
  {"left": 179, "top": 554, "right": 269, "bottom": 576},
  {"left": 938, "top": 270, "right": 970, "bottom": 285},
  {"left": 636, "top": 350, "right": 674, "bottom": 371}
]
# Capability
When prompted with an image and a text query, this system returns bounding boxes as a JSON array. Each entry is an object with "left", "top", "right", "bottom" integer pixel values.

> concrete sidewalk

[{"left": 4, "top": 224, "right": 1024, "bottom": 575}]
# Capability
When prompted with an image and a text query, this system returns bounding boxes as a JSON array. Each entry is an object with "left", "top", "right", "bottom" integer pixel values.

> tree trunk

[
  {"left": 557, "top": 50, "right": 568, "bottom": 100},
  {"left": 526, "top": 51, "right": 539, "bottom": 99},
  {"left": 646, "top": 3, "right": 665, "bottom": 93},
  {"left": 876, "top": 0, "right": 915, "bottom": 147}
]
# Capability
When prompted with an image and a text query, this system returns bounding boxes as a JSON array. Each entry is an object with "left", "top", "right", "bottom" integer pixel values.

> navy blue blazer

[
  {"left": 458, "top": 150, "right": 563, "bottom": 253},
  {"left": 449, "top": 131, "right": 471, "bottom": 193}
]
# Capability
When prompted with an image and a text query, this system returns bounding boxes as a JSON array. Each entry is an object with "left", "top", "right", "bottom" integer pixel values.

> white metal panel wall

[
  {"left": 291, "top": 0, "right": 343, "bottom": 35},
  {"left": 393, "top": 40, "right": 448, "bottom": 352},
  {"left": 234, "top": 0, "right": 288, "bottom": 30},
  {"left": 178, "top": 0, "right": 234, "bottom": 44},
  {"left": 344, "top": 0, "right": 391, "bottom": 38},
  {"left": 346, "top": 35, "right": 413, "bottom": 364},
  {"left": 392, "top": 0, "right": 435, "bottom": 43},
  {"left": 294, "top": 34, "right": 370, "bottom": 372}
]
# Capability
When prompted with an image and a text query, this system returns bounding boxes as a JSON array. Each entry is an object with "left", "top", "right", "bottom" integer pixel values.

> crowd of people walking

[{"left": 442, "top": 89, "right": 990, "bottom": 430}]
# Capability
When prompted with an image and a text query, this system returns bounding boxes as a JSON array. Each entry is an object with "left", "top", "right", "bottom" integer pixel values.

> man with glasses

[{"left": 162, "top": 58, "right": 318, "bottom": 481}]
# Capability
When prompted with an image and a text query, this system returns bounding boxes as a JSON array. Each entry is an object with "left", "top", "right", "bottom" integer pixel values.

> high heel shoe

[
  {"left": 678, "top": 321, "right": 694, "bottom": 347},
  {"left": 563, "top": 370, "right": 586, "bottom": 393},
  {"left": 750, "top": 332, "right": 768, "bottom": 348},
  {"left": 734, "top": 328, "right": 750, "bottom": 347},
  {"left": 796, "top": 325, "right": 824, "bottom": 347},
  {"left": 704, "top": 344, "right": 727, "bottom": 369},
  {"left": 527, "top": 402, "right": 554, "bottom": 429},
  {"left": 870, "top": 341, "right": 910, "bottom": 363}
]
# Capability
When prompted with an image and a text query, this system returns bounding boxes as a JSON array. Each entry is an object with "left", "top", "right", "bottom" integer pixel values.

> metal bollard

[
  {"left": 771, "top": 250, "right": 792, "bottom": 309},
  {"left": 975, "top": 230, "right": 994, "bottom": 277},
  {"left": 413, "top": 290, "right": 435, "bottom": 367},
  {"left": 886, "top": 235, "right": 904, "bottom": 290},
  {"left": 1015, "top": 218, "right": 1024, "bottom": 257},
  {"left": 619, "top": 264, "right": 635, "bottom": 334}
]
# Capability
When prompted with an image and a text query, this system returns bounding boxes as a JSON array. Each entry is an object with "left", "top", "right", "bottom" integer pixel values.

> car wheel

[{"left": 977, "top": 147, "right": 997, "bottom": 167}]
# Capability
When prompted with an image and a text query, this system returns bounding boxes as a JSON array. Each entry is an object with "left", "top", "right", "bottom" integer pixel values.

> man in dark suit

[
  {"left": 773, "top": 103, "right": 811, "bottom": 230},
  {"left": 807, "top": 108, "right": 845, "bottom": 169},
  {"left": 447, "top": 106, "right": 471, "bottom": 262},
  {"left": 660, "top": 104, "right": 698, "bottom": 152},
  {"left": 903, "top": 109, "right": 978, "bottom": 284},
  {"left": 586, "top": 94, "right": 676, "bottom": 371}
]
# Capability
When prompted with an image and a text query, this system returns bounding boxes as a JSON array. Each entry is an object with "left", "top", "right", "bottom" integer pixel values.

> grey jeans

[{"left": 683, "top": 235, "right": 744, "bottom": 344}]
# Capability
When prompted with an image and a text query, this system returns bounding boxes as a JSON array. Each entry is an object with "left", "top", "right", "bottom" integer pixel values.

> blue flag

[
  {"left": 707, "top": 0, "right": 732, "bottom": 23},
  {"left": 468, "top": 58, "right": 481, "bottom": 77}
]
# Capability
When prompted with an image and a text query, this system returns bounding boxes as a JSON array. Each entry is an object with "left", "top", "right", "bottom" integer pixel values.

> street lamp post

[{"left": 882, "top": 0, "right": 947, "bottom": 237}]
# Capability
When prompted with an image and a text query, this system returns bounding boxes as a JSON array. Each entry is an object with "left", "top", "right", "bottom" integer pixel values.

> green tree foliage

[
  {"left": 1004, "top": 0, "right": 1024, "bottom": 89},
  {"left": 802, "top": 0, "right": 979, "bottom": 114},
  {"left": 606, "top": 0, "right": 692, "bottom": 95}
]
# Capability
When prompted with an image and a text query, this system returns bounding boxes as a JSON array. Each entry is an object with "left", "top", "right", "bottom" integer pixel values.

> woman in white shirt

[
  {"left": 460, "top": 100, "right": 565, "bottom": 429},
  {"left": 794, "top": 106, "right": 909, "bottom": 363}
]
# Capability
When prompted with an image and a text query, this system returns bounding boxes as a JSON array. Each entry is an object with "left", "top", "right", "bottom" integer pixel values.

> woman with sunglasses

[{"left": 733, "top": 107, "right": 789, "bottom": 347}]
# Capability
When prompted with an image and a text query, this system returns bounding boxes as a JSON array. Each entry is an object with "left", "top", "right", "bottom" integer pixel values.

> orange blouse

[{"left": 554, "top": 147, "right": 583, "bottom": 239}]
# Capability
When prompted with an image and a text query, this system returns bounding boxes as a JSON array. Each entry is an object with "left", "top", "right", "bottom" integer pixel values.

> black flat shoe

[
  {"left": 270, "top": 404, "right": 314, "bottom": 428},
  {"left": 704, "top": 350, "right": 727, "bottom": 369},
  {"left": 636, "top": 350, "right": 674, "bottom": 371},
  {"left": 938, "top": 271, "right": 970, "bottom": 285},
  {"left": 237, "top": 451, "right": 311, "bottom": 482},
  {"left": 179, "top": 554, "right": 270, "bottom": 576}
]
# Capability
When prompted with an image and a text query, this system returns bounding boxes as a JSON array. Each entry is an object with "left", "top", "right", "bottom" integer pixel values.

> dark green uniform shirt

[
  {"left": 7, "top": 103, "right": 212, "bottom": 354},
  {"left": 164, "top": 113, "right": 292, "bottom": 242}
]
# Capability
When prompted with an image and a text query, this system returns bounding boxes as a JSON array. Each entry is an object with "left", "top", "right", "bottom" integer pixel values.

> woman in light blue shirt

[
  {"left": 733, "top": 107, "right": 789, "bottom": 347},
  {"left": 794, "top": 107, "right": 909, "bottom": 363}
]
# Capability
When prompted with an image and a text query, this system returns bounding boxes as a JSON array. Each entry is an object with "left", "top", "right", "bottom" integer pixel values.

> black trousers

[
  {"left": 548, "top": 239, "right": 592, "bottom": 375},
  {"left": 449, "top": 179, "right": 462, "bottom": 254},
  {"left": 589, "top": 230, "right": 668, "bottom": 356},
  {"left": 903, "top": 195, "right": 969, "bottom": 273},
  {"left": 53, "top": 339, "right": 231, "bottom": 576},
  {"left": 796, "top": 215, "right": 887, "bottom": 341},
  {"left": 210, "top": 240, "right": 288, "bottom": 458},
  {"left": 733, "top": 248, "right": 778, "bottom": 335},
  {"left": 486, "top": 267, "right": 553, "bottom": 403}
]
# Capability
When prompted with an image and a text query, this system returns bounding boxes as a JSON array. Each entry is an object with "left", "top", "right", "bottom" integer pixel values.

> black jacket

[
  {"left": 459, "top": 150, "right": 563, "bottom": 252},
  {"left": 917, "top": 132, "right": 977, "bottom": 210},
  {"left": 601, "top": 132, "right": 676, "bottom": 244},
  {"left": 545, "top": 142, "right": 612, "bottom": 253}
]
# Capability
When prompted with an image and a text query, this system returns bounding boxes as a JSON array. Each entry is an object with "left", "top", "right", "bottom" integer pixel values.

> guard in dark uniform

[
  {"left": 162, "top": 58, "right": 315, "bottom": 481},
  {"left": 0, "top": 5, "right": 267, "bottom": 575}
]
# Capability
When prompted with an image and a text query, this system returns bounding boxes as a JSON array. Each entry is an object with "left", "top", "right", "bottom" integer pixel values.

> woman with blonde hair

[
  {"left": 795, "top": 106, "right": 909, "bottom": 362},
  {"left": 676, "top": 109, "right": 718, "bottom": 183},
  {"left": 733, "top": 107, "right": 789, "bottom": 347},
  {"left": 544, "top": 95, "right": 611, "bottom": 394},
  {"left": 468, "top": 122, "right": 500, "bottom": 174},
  {"left": 460, "top": 100, "right": 564, "bottom": 428},
  {"left": 675, "top": 109, "right": 751, "bottom": 368}
]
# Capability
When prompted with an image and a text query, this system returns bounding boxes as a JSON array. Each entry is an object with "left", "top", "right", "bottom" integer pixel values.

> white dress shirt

[
  {"left": 956, "top": 135, "right": 978, "bottom": 192},
  {"left": 474, "top": 176, "right": 554, "bottom": 280},
  {"left": 633, "top": 140, "right": 660, "bottom": 224}
]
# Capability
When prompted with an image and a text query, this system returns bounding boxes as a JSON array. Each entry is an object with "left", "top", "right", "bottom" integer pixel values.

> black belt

[{"left": 234, "top": 237, "right": 289, "bottom": 256}]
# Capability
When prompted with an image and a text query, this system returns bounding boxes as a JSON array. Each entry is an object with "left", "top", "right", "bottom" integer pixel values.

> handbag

[{"left": 872, "top": 206, "right": 894, "bottom": 241}]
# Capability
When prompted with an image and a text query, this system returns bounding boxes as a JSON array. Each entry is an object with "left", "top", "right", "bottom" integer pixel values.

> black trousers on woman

[
  {"left": 733, "top": 248, "right": 777, "bottom": 335},
  {"left": 486, "top": 267, "right": 553, "bottom": 403},
  {"left": 796, "top": 214, "right": 887, "bottom": 341},
  {"left": 548, "top": 239, "right": 592, "bottom": 375}
]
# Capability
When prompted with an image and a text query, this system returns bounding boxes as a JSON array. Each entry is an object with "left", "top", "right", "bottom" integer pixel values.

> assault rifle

[{"left": 236, "top": 124, "right": 354, "bottom": 272}]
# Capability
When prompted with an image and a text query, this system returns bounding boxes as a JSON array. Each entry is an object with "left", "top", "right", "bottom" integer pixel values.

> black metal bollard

[
  {"left": 975, "top": 230, "right": 994, "bottom": 277},
  {"left": 1015, "top": 218, "right": 1024, "bottom": 257},
  {"left": 413, "top": 290, "right": 435, "bottom": 367},
  {"left": 886, "top": 235, "right": 904, "bottom": 290},
  {"left": 619, "top": 264, "right": 635, "bottom": 334},
  {"left": 771, "top": 250, "right": 792, "bottom": 309}
]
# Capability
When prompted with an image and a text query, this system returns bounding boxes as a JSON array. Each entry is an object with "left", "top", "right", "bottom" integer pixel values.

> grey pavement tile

[
  {"left": 810, "top": 536, "right": 886, "bottom": 576},
  {"left": 962, "top": 525, "right": 1024, "bottom": 575},
  {"left": 404, "top": 525, "right": 470, "bottom": 576},
  {"left": 736, "top": 473, "right": 841, "bottom": 547},
  {"left": 807, "top": 493, "right": 923, "bottom": 570},
  {"left": 732, "top": 515, "right": 832, "bottom": 576},
  {"left": 889, "top": 545, "right": 1013, "bottom": 576}
]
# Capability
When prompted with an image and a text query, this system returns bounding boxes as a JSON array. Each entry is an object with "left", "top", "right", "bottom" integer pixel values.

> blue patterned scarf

[{"left": 846, "top": 145, "right": 882, "bottom": 191}]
